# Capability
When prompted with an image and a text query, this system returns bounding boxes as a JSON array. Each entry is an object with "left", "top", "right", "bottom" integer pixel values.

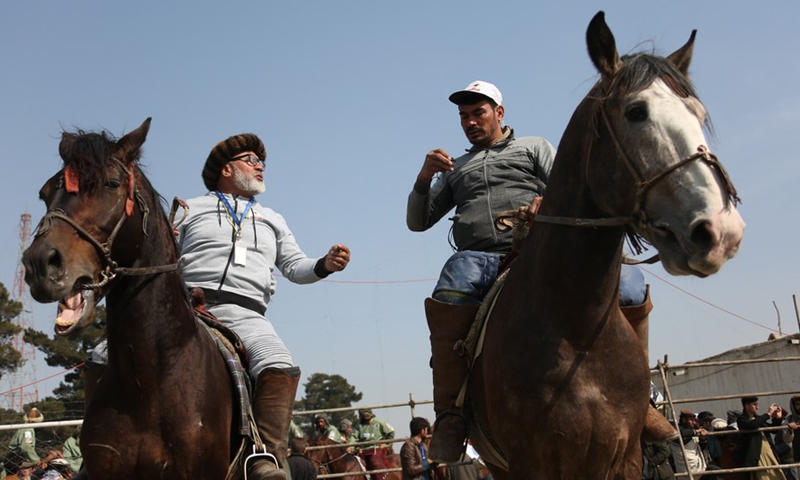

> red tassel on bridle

[{"left": 126, "top": 170, "right": 135, "bottom": 216}]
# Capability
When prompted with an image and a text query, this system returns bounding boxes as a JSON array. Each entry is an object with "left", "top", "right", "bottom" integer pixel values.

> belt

[{"left": 201, "top": 288, "right": 266, "bottom": 316}]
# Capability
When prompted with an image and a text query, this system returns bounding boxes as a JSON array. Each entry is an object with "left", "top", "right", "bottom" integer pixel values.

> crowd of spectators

[{"left": 645, "top": 395, "right": 800, "bottom": 480}]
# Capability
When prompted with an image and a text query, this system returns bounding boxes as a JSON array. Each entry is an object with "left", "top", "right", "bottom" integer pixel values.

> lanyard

[{"left": 215, "top": 192, "right": 254, "bottom": 235}]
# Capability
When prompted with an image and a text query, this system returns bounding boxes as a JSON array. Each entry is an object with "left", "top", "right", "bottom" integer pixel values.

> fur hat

[
  {"left": 24, "top": 407, "right": 43, "bottom": 423},
  {"left": 202, "top": 133, "right": 266, "bottom": 191},
  {"left": 359, "top": 408, "right": 374, "bottom": 420}
]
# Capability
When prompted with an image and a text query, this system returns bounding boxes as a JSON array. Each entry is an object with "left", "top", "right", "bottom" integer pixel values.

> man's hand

[
  {"left": 417, "top": 148, "right": 454, "bottom": 183},
  {"left": 324, "top": 244, "right": 350, "bottom": 272}
]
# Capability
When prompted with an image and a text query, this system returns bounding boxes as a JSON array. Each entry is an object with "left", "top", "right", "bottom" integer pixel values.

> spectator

[
  {"left": 669, "top": 410, "right": 708, "bottom": 475},
  {"left": 338, "top": 418, "right": 357, "bottom": 449},
  {"left": 642, "top": 439, "right": 675, "bottom": 480},
  {"left": 286, "top": 437, "right": 316, "bottom": 480},
  {"left": 355, "top": 409, "right": 395, "bottom": 480},
  {"left": 787, "top": 395, "right": 800, "bottom": 480},
  {"left": 772, "top": 405, "right": 796, "bottom": 480},
  {"left": 698, "top": 411, "right": 722, "bottom": 466},
  {"left": 6, "top": 408, "right": 45, "bottom": 473},
  {"left": 36, "top": 458, "right": 73, "bottom": 480},
  {"left": 400, "top": 417, "right": 433, "bottom": 480},
  {"left": 61, "top": 426, "right": 82, "bottom": 474},
  {"left": 736, "top": 396, "right": 786, "bottom": 480},
  {"left": 289, "top": 419, "right": 306, "bottom": 442},
  {"left": 4, "top": 461, "right": 35, "bottom": 480},
  {"left": 312, "top": 414, "right": 343, "bottom": 444},
  {"left": 728, "top": 410, "right": 743, "bottom": 429}
]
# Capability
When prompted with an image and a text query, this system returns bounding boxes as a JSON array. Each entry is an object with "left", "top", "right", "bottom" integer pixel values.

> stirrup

[{"left": 243, "top": 445, "right": 279, "bottom": 480}]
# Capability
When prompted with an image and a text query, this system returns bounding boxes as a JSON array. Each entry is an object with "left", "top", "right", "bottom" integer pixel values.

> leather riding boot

[
  {"left": 425, "top": 297, "right": 478, "bottom": 463},
  {"left": 248, "top": 366, "right": 301, "bottom": 480},
  {"left": 620, "top": 288, "right": 677, "bottom": 442}
]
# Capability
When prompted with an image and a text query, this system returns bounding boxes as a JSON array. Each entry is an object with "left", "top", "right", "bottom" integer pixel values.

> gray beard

[{"left": 233, "top": 167, "right": 265, "bottom": 196}]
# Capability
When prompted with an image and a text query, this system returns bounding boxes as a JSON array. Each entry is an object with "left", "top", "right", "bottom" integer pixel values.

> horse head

[
  {"left": 307, "top": 436, "right": 334, "bottom": 475},
  {"left": 581, "top": 11, "right": 744, "bottom": 276},
  {"left": 23, "top": 117, "right": 159, "bottom": 335}
]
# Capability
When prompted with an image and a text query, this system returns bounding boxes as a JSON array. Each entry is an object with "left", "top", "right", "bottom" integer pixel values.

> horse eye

[
  {"left": 624, "top": 103, "right": 648, "bottom": 122},
  {"left": 105, "top": 179, "right": 121, "bottom": 190}
]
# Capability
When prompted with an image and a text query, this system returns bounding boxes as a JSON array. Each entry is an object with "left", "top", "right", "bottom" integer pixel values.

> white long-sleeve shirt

[{"left": 177, "top": 192, "right": 323, "bottom": 314}]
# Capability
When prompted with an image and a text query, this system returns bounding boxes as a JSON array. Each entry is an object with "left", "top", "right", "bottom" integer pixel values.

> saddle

[
  {"left": 190, "top": 287, "right": 250, "bottom": 365},
  {"left": 190, "top": 287, "right": 255, "bottom": 440}
]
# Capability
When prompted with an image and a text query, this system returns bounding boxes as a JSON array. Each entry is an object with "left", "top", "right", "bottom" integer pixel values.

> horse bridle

[
  {"left": 35, "top": 158, "right": 178, "bottom": 290},
  {"left": 308, "top": 447, "right": 350, "bottom": 475},
  {"left": 521, "top": 95, "right": 741, "bottom": 252}
]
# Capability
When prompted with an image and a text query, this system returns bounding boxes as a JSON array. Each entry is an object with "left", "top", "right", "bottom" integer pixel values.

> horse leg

[
  {"left": 425, "top": 298, "right": 478, "bottom": 463},
  {"left": 621, "top": 287, "right": 677, "bottom": 442},
  {"left": 249, "top": 366, "right": 301, "bottom": 480}
]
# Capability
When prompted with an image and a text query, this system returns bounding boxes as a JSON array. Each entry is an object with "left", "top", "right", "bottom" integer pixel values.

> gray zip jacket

[
  {"left": 177, "top": 192, "right": 324, "bottom": 313},
  {"left": 407, "top": 127, "right": 556, "bottom": 253}
]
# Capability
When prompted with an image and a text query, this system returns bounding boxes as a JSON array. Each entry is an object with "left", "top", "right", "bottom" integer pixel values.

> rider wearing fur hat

[
  {"left": 177, "top": 133, "right": 351, "bottom": 480},
  {"left": 5, "top": 409, "right": 45, "bottom": 473}
]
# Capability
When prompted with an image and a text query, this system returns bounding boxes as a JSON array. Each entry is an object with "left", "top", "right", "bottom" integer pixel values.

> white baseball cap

[{"left": 449, "top": 80, "right": 503, "bottom": 106}]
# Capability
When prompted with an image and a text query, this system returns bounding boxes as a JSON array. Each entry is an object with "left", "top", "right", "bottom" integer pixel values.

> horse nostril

[
  {"left": 689, "top": 220, "right": 717, "bottom": 252},
  {"left": 44, "top": 247, "right": 65, "bottom": 279}
]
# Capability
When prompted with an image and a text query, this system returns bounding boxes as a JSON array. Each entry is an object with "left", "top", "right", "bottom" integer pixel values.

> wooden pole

[
  {"left": 793, "top": 294, "right": 800, "bottom": 334},
  {"left": 773, "top": 300, "right": 783, "bottom": 336}
]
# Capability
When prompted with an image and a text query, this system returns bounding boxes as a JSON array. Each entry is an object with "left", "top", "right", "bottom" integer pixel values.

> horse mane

[
  {"left": 610, "top": 52, "right": 698, "bottom": 99},
  {"left": 59, "top": 129, "right": 139, "bottom": 194},
  {"left": 58, "top": 127, "right": 176, "bottom": 251}
]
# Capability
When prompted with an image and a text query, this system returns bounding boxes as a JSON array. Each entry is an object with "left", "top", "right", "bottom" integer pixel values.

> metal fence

[
  {"left": 654, "top": 352, "right": 800, "bottom": 480},
  {"left": 5, "top": 349, "right": 800, "bottom": 478}
]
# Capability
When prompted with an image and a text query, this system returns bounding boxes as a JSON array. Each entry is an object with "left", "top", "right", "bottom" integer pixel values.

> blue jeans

[{"left": 433, "top": 251, "right": 646, "bottom": 306}]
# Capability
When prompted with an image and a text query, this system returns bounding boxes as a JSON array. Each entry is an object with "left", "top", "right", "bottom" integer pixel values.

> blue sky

[{"left": 1, "top": 1, "right": 799, "bottom": 430}]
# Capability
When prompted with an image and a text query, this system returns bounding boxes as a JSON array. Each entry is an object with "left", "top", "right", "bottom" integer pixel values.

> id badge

[{"left": 234, "top": 243, "right": 247, "bottom": 266}]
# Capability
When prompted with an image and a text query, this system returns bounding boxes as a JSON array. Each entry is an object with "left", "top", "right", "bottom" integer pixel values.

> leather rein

[
  {"left": 308, "top": 448, "right": 350, "bottom": 475},
  {"left": 35, "top": 158, "right": 178, "bottom": 290}
]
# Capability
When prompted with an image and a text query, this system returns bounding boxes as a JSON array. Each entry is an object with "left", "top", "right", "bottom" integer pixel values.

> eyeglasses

[{"left": 230, "top": 153, "right": 265, "bottom": 168}]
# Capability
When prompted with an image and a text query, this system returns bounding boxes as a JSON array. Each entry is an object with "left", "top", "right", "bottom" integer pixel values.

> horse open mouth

[{"left": 55, "top": 281, "right": 95, "bottom": 335}]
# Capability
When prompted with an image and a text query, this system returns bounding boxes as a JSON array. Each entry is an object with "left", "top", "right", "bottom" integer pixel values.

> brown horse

[
  {"left": 307, "top": 436, "right": 368, "bottom": 479},
  {"left": 466, "top": 12, "right": 745, "bottom": 479},
  {"left": 22, "top": 119, "right": 241, "bottom": 479}
]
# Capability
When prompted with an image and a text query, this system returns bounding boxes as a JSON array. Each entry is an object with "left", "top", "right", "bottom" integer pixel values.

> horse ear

[
  {"left": 667, "top": 30, "right": 697, "bottom": 77},
  {"left": 586, "top": 11, "right": 621, "bottom": 79},
  {"left": 116, "top": 117, "right": 152, "bottom": 164}
]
